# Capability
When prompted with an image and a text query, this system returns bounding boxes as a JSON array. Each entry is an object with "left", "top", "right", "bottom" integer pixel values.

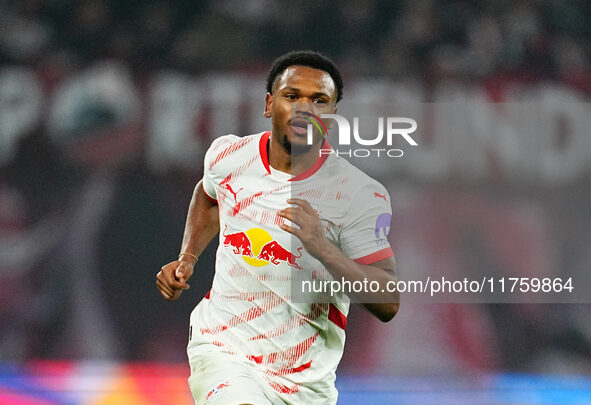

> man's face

[{"left": 265, "top": 65, "right": 337, "bottom": 155}]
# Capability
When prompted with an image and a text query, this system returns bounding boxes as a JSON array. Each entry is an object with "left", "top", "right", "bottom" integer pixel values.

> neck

[{"left": 268, "top": 133, "right": 323, "bottom": 176}]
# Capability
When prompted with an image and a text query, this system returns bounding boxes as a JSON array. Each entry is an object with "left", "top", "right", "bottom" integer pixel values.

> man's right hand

[
  {"left": 156, "top": 180, "right": 218, "bottom": 301},
  {"left": 156, "top": 260, "right": 194, "bottom": 301}
]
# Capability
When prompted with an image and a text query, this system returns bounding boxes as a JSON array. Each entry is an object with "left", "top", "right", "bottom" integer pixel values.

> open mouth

[{"left": 290, "top": 118, "right": 310, "bottom": 136}]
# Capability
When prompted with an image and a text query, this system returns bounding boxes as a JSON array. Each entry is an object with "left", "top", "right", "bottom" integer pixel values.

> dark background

[{"left": 1, "top": 0, "right": 590, "bottom": 379}]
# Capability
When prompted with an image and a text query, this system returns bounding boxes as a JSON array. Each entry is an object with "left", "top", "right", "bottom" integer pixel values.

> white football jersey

[{"left": 188, "top": 131, "right": 394, "bottom": 404}]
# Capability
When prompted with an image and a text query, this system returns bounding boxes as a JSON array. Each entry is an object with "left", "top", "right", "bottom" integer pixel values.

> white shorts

[{"left": 188, "top": 348, "right": 282, "bottom": 405}]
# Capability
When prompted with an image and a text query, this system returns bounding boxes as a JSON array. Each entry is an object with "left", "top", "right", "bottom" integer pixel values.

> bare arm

[
  {"left": 278, "top": 198, "right": 399, "bottom": 322},
  {"left": 314, "top": 248, "right": 399, "bottom": 322},
  {"left": 156, "top": 180, "right": 219, "bottom": 301},
  {"left": 179, "top": 180, "right": 220, "bottom": 262}
]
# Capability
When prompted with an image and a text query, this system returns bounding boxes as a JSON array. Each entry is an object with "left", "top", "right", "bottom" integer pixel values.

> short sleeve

[
  {"left": 202, "top": 146, "right": 218, "bottom": 200},
  {"left": 339, "top": 184, "right": 395, "bottom": 264},
  {"left": 201, "top": 135, "right": 239, "bottom": 200}
]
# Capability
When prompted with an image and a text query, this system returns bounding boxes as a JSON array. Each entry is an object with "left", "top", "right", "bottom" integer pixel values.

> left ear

[{"left": 264, "top": 93, "right": 272, "bottom": 118}]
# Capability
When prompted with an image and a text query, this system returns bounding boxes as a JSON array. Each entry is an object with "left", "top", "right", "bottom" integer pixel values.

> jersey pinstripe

[{"left": 188, "top": 131, "right": 394, "bottom": 404}]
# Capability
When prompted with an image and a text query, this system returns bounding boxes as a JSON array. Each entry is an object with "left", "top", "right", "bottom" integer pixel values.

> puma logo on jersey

[
  {"left": 374, "top": 192, "right": 387, "bottom": 202},
  {"left": 225, "top": 184, "right": 243, "bottom": 202}
]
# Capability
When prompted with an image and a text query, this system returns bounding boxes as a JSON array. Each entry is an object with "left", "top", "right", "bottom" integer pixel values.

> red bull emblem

[
  {"left": 257, "top": 242, "right": 303, "bottom": 270},
  {"left": 222, "top": 226, "right": 303, "bottom": 269},
  {"left": 222, "top": 225, "right": 253, "bottom": 257}
]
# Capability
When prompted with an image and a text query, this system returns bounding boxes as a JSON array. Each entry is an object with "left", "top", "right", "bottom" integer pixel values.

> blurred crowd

[
  {"left": 1, "top": 0, "right": 590, "bottom": 376},
  {"left": 1, "top": 0, "right": 590, "bottom": 90}
]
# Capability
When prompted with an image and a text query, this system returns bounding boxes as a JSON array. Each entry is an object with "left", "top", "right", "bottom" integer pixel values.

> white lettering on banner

[
  {"left": 535, "top": 88, "right": 588, "bottom": 184},
  {"left": 47, "top": 62, "right": 140, "bottom": 141},
  {"left": 396, "top": 88, "right": 589, "bottom": 185},
  {"left": 147, "top": 73, "right": 204, "bottom": 172},
  {"left": 2, "top": 65, "right": 589, "bottom": 182},
  {"left": 208, "top": 76, "right": 243, "bottom": 146}
]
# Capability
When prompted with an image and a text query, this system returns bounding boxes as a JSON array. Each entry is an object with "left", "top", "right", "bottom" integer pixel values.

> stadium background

[{"left": 1, "top": 0, "right": 590, "bottom": 403}]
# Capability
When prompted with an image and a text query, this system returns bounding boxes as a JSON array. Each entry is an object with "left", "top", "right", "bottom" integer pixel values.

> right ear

[{"left": 264, "top": 93, "right": 272, "bottom": 118}]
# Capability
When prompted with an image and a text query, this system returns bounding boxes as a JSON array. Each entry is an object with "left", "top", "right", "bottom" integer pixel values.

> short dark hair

[{"left": 266, "top": 50, "right": 343, "bottom": 103}]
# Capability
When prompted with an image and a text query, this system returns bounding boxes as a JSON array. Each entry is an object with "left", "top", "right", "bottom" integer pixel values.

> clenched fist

[{"left": 156, "top": 260, "right": 194, "bottom": 300}]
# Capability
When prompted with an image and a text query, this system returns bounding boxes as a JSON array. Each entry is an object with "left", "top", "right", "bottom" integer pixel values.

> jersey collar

[{"left": 259, "top": 131, "right": 331, "bottom": 182}]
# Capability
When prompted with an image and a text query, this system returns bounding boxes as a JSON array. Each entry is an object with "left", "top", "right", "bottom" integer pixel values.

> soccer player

[{"left": 156, "top": 50, "right": 399, "bottom": 404}]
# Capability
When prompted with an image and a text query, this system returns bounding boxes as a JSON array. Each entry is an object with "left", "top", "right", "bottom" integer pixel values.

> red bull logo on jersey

[
  {"left": 222, "top": 225, "right": 253, "bottom": 257},
  {"left": 222, "top": 225, "right": 303, "bottom": 269},
  {"left": 258, "top": 241, "right": 303, "bottom": 269}
]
